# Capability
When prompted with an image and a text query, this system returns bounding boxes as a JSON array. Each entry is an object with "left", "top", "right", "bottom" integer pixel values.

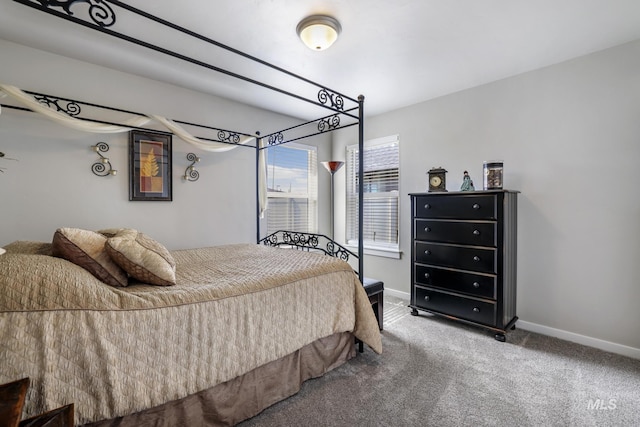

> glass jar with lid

[{"left": 483, "top": 161, "right": 503, "bottom": 190}]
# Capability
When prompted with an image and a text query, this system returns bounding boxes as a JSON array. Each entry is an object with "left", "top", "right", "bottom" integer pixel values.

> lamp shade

[
  {"left": 321, "top": 161, "right": 344, "bottom": 174},
  {"left": 297, "top": 15, "right": 342, "bottom": 51}
]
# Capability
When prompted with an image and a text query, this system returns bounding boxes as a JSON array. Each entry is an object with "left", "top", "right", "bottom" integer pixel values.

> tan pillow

[
  {"left": 51, "top": 228, "right": 128, "bottom": 287},
  {"left": 105, "top": 229, "right": 176, "bottom": 286},
  {"left": 96, "top": 228, "right": 127, "bottom": 238},
  {"left": 3, "top": 241, "right": 53, "bottom": 255}
]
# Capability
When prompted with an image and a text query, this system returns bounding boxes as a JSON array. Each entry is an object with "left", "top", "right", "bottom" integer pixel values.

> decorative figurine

[{"left": 460, "top": 170, "right": 475, "bottom": 191}]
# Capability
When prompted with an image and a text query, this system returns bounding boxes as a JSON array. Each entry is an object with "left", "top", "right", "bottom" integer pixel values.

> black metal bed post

[
  {"left": 255, "top": 133, "right": 261, "bottom": 243},
  {"left": 358, "top": 95, "right": 365, "bottom": 284}
]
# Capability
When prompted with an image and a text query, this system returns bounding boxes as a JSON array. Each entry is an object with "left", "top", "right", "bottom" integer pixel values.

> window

[
  {"left": 266, "top": 143, "right": 317, "bottom": 235},
  {"left": 346, "top": 135, "right": 400, "bottom": 256}
]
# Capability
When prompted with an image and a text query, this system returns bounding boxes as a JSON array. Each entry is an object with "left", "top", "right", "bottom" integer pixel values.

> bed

[
  {"left": 0, "top": 237, "right": 382, "bottom": 426},
  {"left": 1, "top": 2, "right": 377, "bottom": 425}
]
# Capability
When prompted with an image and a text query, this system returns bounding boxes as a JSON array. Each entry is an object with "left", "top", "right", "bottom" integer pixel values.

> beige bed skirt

[{"left": 82, "top": 332, "right": 356, "bottom": 427}]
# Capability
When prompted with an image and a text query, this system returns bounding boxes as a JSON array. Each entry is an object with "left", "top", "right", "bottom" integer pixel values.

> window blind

[
  {"left": 266, "top": 144, "right": 317, "bottom": 235},
  {"left": 346, "top": 136, "right": 399, "bottom": 248}
]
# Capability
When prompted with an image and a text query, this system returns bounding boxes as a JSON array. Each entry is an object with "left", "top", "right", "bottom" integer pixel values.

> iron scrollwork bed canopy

[{"left": 6, "top": 0, "right": 366, "bottom": 281}]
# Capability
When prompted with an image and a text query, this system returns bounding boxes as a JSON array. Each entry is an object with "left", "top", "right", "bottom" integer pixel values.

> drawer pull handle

[
  {"left": 473, "top": 256, "right": 480, "bottom": 262},
  {"left": 473, "top": 307, "right": 480, "bottom": 313},
  {"left": 424, "top": 250, "right": 431, "bottom": 255},
  {"left": 473, "top": 282, "right": 480, "bottom": 288},
  {"left": 424, "top": 296, "right": 430, "bottom": 302},
  {"left": 473, "top": 230, "right": 480, "bottom": 235},
  {"left": 424, "top": 273, "right": 430, "bottom": 279},
  {"left": 424, "top": 204, "right": 431, "bottom": 209},
  {"left": 424, "top": 227, "right": 431, "bottom": 232},
  {"left": 473, "top": 203, "right": 480, "bottom": 209}
]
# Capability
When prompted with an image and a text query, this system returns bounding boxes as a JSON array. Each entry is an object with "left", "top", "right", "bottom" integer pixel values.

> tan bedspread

[{"left": 0, "top": 243, "right": 382, "bottom": 425}]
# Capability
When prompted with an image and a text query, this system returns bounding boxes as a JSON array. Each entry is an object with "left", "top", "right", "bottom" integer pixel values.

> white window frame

[
  {"left": 346, "top": 135, "right": 400, "bottom": 259},
  {"left": 265, "top": 142, "right": 318, "bottom": 235}
]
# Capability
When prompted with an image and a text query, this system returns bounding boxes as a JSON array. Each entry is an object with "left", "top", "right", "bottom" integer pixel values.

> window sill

[{"left": 346, "top": 244, "right": 402, "bottom": 259}]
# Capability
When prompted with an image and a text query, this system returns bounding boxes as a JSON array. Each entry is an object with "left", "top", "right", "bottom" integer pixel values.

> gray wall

[
  {"left": 333, "top": 39, "right": 640, "bottom": 356},
  {"left": 0, "top": 40, "right": 332, "bottom": 249},
  {"left": 2, "top": 37, "right": 639, "bottom": 357}
]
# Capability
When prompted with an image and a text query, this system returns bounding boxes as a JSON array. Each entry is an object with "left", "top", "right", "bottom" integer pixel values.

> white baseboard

[
  {"left": 382, "top": 289, "right": 640, "bottom": 360},
  {"left": 384, "top": 288, "right": 410, "bottom": 300},
  {"left": 516, "top": 320, "right": 640, "bottom": 360}
]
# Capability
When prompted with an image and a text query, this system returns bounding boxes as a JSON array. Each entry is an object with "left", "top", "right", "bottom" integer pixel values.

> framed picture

[{"left": 129, "top": 130, "right": 172, "bottom": 201}]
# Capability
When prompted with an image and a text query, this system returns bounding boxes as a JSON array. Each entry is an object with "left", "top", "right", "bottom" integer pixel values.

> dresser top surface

[{"left": 409, "top": 190, "right": 519, "bottom": 196}]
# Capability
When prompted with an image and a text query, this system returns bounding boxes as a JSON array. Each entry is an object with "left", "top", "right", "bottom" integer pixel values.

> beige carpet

[{"left": 241, "top": 296, "right": 640, "bottom": 426}]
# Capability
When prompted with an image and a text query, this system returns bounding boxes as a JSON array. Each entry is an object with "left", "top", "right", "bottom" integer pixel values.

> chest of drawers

[{"left": 409, "top": 191, "right": 518, "bottom": 341}]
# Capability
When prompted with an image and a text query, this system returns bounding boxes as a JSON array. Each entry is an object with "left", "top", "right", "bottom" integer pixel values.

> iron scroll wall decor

[
  {"left": 0, "top": 151, "right": 18, "bottom": 173},
  {"left": 183, "top": 153, "right": 200, "bottom": 182},
  {"left": 91, "top": 142, "right": 116, "bottom": 176}
]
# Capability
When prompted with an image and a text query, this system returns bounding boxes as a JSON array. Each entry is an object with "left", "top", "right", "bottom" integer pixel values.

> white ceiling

[{"left": 1, "top": 0, "right": 640, "bottom": 119}]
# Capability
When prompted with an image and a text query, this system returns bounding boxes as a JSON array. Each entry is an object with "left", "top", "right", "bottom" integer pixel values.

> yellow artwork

[
  {"left": 139, "top": 140, "right": 164, "bottom": 193},
  {"left": 141, "top": 147, "right": 159, "bottom": 177}
]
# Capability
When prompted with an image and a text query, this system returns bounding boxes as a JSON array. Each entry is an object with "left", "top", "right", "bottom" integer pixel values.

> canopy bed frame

[
  {"left": 4, "top": 0, "right": 366, "bottom": 280},
  {"left": 1, "top": 1, "right": 376, "bottom": 426}
]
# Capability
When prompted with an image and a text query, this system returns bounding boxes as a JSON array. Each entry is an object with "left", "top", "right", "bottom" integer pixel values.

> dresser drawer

[
  {"left": 414, "top": 264, "right": 496, "bottom": 299},
  {"left": 415, "top": 286, "right": 496, "bottom": 326},
  {"left": 415, "top": 242, "right": 496, "bottom": 274},
  {"left": 414, "top": 194, "right": 497, "bottom": 220},
  {"left": 414, "top": 219, "right": 496, "bottom": 246}
]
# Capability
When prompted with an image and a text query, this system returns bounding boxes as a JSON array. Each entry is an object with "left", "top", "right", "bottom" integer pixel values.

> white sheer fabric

[
  {"left": 258, "top": 138, "right": 268, "bottom": 218},
  {"left": 149, "top": 115, "right": 254, "bottom": 153}
]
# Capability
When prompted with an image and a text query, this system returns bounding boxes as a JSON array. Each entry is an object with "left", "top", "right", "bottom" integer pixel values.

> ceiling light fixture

[{"left": 296, "top": 15, "right": 342, "bottom": 51}]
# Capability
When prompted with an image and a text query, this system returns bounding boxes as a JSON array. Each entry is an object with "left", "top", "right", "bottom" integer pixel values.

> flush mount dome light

[{"left": 296, "top": 15, "right": 342, "bottom": 51}]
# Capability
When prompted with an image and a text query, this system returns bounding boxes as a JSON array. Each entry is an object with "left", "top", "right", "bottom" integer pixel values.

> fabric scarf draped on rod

[{"left": 0, "top": 83, "right": 268, "bottom": 215}]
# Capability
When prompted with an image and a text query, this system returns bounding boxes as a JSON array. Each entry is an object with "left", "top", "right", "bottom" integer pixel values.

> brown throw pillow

[
  {"left": 0, "top": 377, "right": 30, "bottom": 427},
  {"left": 105, "top": 229, "right": 176, "bottom": 286},
  {"left": 51, "top": 228, "right": 128, "bottom": 287}
]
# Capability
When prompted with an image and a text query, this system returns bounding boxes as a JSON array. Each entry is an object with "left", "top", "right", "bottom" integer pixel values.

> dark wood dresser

[{"left": 409, "top": 190, "right": 518, "bottom": 341}]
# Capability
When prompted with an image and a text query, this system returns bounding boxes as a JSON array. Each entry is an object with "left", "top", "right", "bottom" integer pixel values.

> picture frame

[{"left": 129, "top": 130, "right": 172, "bottom": 201}]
